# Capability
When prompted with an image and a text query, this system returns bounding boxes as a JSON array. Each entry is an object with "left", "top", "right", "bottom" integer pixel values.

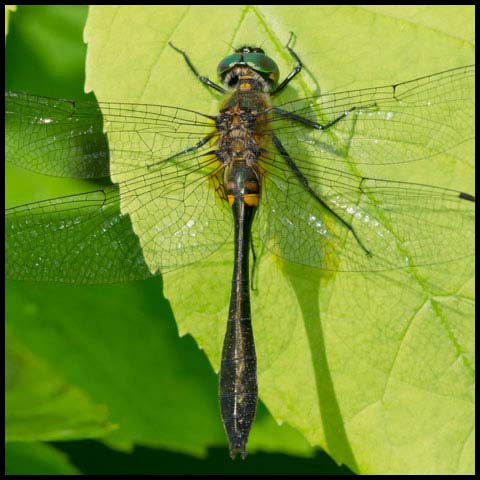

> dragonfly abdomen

[{"left": 220, "top": 160, "right": 259, "bottom": 459}]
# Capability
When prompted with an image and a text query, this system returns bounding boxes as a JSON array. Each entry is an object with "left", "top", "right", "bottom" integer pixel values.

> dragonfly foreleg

[
  {"left": 169, "top": 41, "right": 227, "bottom": 94},
  {"left": 270, "top": 32, "right": 303, "bottom": 96}
]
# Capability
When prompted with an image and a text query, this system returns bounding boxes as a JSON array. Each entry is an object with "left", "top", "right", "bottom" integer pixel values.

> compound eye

[
  {"left": 217, "top": 53, "right": 242, "bottom": 78},
  {"left": 243, "top": 52, "right": 279, "bottom": 84}
]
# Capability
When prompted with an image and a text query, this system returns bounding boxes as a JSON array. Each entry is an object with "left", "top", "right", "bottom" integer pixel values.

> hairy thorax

[{"left": 216, "top": 83, "right": 272, "bottom": 168}]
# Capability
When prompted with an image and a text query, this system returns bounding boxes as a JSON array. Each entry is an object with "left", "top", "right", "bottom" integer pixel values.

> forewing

[
  {"left": 5, "top": 91, "right": 218, "bottom": 178},
  {"left": 269, "top": 65, "right": 474, "bottom": 171},
  {"left": 6, "top": 92, "right": 110, "bottom": 178}
]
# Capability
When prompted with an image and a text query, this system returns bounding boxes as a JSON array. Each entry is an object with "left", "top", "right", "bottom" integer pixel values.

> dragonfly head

[{"left": 217, "top": 45, "right": 280, "bottom": 90}]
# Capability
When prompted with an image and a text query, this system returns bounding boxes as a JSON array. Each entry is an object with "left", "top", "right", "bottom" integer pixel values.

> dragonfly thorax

[{"left": 216, "top": 103, "right": 268, "bottom": 167}]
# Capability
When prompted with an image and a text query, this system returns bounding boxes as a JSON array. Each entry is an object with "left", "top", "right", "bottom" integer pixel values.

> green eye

[
  {"left": 243, "top": 52, "right": 279, "bottom": 80},
  {"left": 217, "top": 54, "right": 243, "bottom": 77},
  {"left": 217, "top": 51, "right": 280, "bottom": 84}
]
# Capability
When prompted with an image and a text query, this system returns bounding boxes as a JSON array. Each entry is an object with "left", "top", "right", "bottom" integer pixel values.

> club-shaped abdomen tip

[{"left": 228, "top": 436, "right": 247, "bottom": 460}]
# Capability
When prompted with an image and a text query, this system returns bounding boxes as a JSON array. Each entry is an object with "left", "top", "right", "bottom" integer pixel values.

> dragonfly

[{"left": 5, "top": 34, "right": 475, "bottom": 458}]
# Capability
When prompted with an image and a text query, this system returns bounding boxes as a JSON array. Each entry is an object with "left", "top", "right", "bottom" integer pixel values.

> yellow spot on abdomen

[
  {"left": 244, "top": 194, "right": 260, "bottom": 206},
  {"left": 227, "top": 194, "right": 260, "bottom": 206}
]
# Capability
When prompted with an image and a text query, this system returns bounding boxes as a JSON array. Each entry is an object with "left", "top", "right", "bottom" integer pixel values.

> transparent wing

[
  {"left": 6, "top": 91, "right": 110, "bottom": 178},
  {"left": 6, "top": 188, "right": 151, "bottom": 283},
  {"left": 267, "top": 65, "right": 474, "bottom": 170},
  {"left": 256, "top": 150, "right": 474, "bottom": 272},
  {"left": 6, "top": 93, "right": 232, "bottom": 283},
  {"left": 5, "top": 91, "right": 216, "bottom": 178},
  {"left": 255, "top": 65, "right": 475, "bottom": 271},
  {"left": 6, "top": 151, "right": 232, "bottom": 283}
]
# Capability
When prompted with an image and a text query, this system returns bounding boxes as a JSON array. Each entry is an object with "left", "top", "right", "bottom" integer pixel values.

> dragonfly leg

[
  {"left": 169, "top": 41, "right": 227, "bottom": 94},
  {"left": 459, "top": 192, "right": 475, "bottom": 202},
  {"left": 271, "top": 133, "right": 371, "bottom": 256},
  {"left": 272, "top": 104, "right": 366, "bottom": 130},
  {"left": 249, "top": 236, "right": 258, "bottom": 292},
  {"left": 146, "top": 133, "right": 216, "bottom": 168},
  {"left": 270, "top": 32, "right": 303, "bottom": 96}
]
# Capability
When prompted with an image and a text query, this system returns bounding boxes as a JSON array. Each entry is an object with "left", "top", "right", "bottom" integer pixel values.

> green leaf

[
  {"left": 5, "top": 5, "right": 90, "bottom": 97},
  {"left": 5, "top": 5, "right": 17, "bottom": 39},
  {"left": 6, "top": 332, "right": 114, "bottom": 442},
  {"left": 5, "top": 442, "right": 80, "bottom": 475},
  {"left": 84, "top": 5, "right": 474, "bottom": 474},
  {"left": 6, "top": 280, "right": 229, "bottom": 456}
]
